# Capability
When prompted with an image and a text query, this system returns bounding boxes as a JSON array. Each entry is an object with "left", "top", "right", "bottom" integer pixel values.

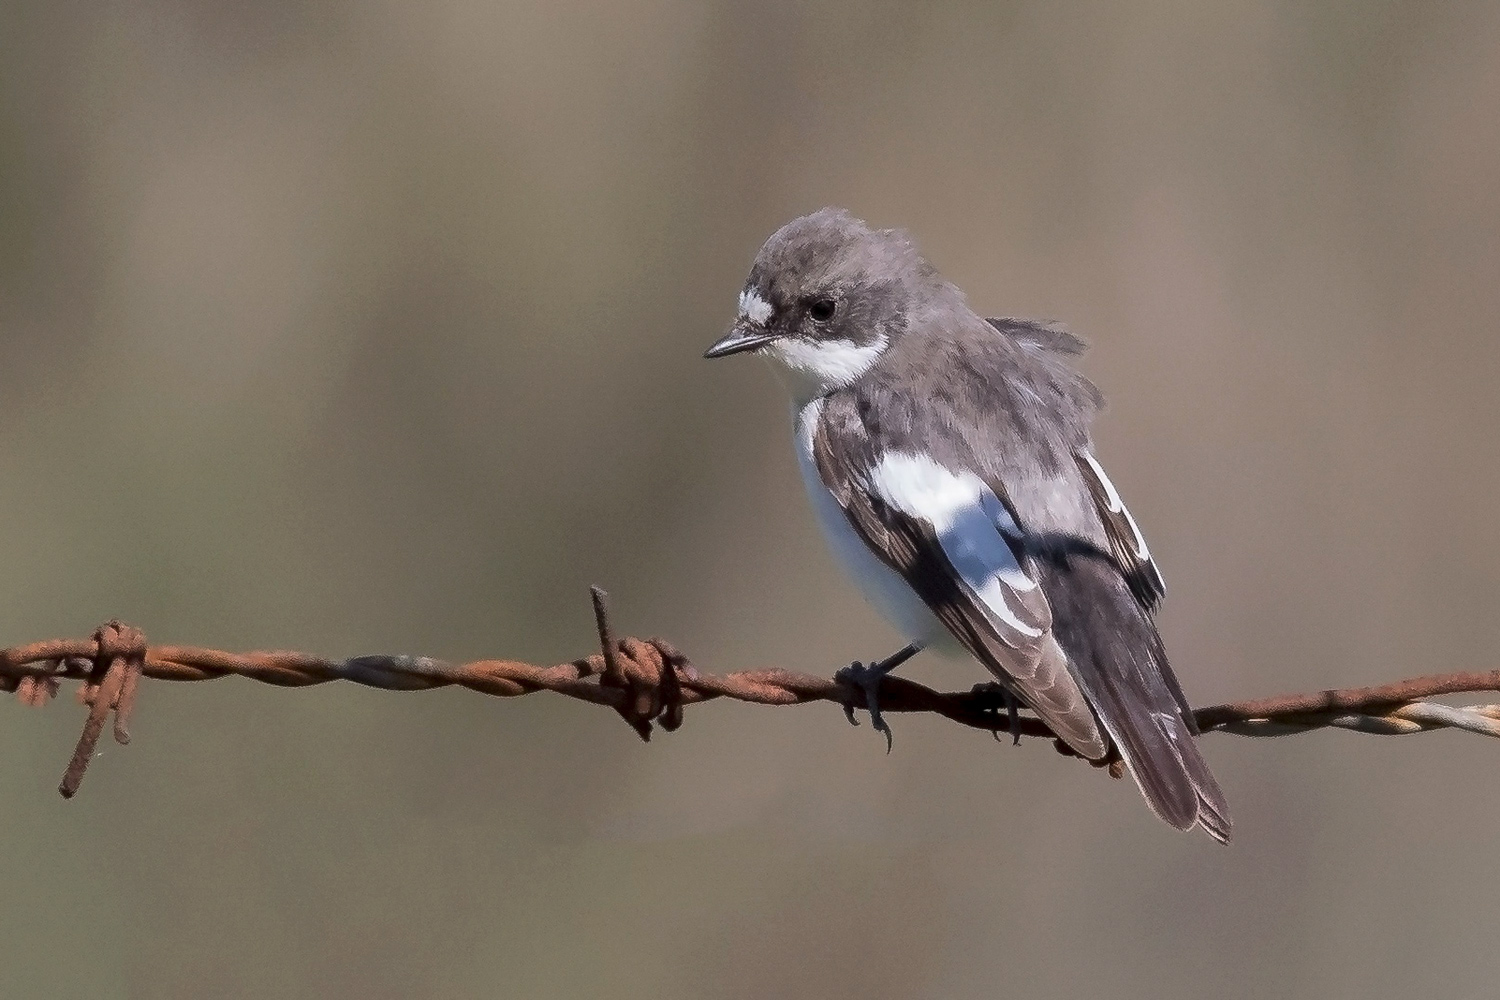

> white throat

[{"left": 761, "top": 333, "right": 888, "bottom": 405}]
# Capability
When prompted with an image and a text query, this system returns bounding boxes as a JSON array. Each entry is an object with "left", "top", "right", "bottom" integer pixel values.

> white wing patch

[
  {"left": 868, "top": 452, "right": 1042, "bottom": 638},
  {"left": 738, "top": 288, "right": 773, "bottom": 325}
]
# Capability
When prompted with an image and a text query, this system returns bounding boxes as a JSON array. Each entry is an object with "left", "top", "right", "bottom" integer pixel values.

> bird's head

[{"left": 705, "top": 208, "right": 949, "bottom": 400}]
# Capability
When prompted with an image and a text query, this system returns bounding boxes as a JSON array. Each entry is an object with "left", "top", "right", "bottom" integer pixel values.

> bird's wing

[
  {"left": 981, "top": 318, "right": 1164, "bottom": 610},
  {"left": 811, "top": 405, "right": 1107, "bottom": 759},
  {"left": 1074, "top": 450, "right": 1167, "bottom": 612},
  {"left": 985, "top": 316, "right": 1091, "bottom": 357}
]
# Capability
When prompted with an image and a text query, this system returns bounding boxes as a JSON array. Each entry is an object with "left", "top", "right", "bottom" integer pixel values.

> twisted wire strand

[{"left": 3, "top": 587, "right": 1498, "bottom": 797}]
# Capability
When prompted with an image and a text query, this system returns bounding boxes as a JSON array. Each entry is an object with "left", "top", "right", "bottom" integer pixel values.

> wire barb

[
  {"left": 56, "top": 620, "right": 146, "bottom": 798},
  {"left": 1, "top": 589, "right": 1498, "bottom": 799}
]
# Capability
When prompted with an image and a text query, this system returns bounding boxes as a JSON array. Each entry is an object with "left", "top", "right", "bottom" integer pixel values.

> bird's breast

[{"left": 793, "top": 399, "right": 949, "bottom": 647}]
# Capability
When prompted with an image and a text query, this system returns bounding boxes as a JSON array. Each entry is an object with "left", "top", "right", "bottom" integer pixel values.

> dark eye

[{"left": 808, "top": 298, "right": 837, "bottom": 322}]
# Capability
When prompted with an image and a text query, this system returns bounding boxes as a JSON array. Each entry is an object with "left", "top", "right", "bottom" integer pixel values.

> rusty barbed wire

[{"left": 2, "top": 586, "right": 1498, "bottom": 797}]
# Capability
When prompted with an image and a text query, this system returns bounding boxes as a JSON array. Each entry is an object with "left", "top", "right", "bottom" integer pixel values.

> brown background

[{"left": 3, "top": 1, "right": 1499, "bottom": 997}]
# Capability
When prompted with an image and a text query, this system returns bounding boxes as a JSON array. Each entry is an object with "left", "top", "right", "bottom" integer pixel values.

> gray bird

[{"left": 704, "top": 207, "right": 1230, "bottom": 842}]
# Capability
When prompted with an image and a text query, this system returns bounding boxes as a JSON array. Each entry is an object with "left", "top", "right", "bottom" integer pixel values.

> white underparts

[{"left": 795, "top": 400, "right": 949, "bottom": 646}]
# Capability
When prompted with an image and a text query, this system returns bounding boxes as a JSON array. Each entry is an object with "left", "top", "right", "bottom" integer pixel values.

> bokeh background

[{"left": 3, "top": 1, "right": 1500, "bottom": 997}]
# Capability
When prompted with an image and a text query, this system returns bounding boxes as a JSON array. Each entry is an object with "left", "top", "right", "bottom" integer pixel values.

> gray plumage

[{"left": 705, "top": 208, "right": 1230, "bottom": 842}]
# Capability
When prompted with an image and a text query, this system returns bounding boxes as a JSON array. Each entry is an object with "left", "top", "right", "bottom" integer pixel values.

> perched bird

[{"left": 704, "top": 208, "right": 1230, "bottom": 842}]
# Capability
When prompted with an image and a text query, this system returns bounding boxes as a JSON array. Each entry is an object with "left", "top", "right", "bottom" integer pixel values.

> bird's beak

[{"left": 703, "top": 321, "right": 778, "bottom": 359}]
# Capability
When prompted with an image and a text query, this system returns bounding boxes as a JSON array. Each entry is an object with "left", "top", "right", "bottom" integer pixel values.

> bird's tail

[
  {"left": 1042, "top": 556, "right": 1232, "bottom": 843},
  {"left": 1083, "top": 639, "right": 1232, "bottom": 843}
]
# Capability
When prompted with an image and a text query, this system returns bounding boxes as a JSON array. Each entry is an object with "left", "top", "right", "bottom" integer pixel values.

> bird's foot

[
  {"left": 835, "top": 644, "right": 920, "bottom": 753},
  {"left": 836, "top": 660, "right": 894, "bottom": 752},
  {"left": 970, "top": 681, "right": 1023, "bottom": 745}
]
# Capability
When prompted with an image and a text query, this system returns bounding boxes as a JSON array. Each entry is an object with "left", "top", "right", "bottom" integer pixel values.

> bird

[{"left": 703, "top": 207, "right": 1230, "bottom": 842}]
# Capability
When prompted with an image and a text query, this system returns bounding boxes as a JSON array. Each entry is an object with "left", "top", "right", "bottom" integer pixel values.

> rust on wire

[
  {"left": 1, "top": 589, "right": 1499, "bottom": 798},
  {"left": 55, "top": 620, "right": 146, "bottom": 798}
]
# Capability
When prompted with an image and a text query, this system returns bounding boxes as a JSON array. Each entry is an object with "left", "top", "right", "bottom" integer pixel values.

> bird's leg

[
  {"left": 836, "top": 642, "right": 921, "bottom": 752},
  {"left": 970, "top": 681, "right": 1023, "bottom": 745}
]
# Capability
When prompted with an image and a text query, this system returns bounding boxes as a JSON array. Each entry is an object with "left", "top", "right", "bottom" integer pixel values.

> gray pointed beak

[{"left": 703, "top": 322, "right": 778, "bottom": 359}]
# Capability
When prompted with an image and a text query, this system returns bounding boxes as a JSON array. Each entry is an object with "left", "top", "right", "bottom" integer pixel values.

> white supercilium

[{"left": 738, "top": 288, "right": 773, "bottom": 325}]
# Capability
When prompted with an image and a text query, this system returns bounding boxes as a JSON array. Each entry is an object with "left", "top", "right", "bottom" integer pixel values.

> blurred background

[{"left": 2, "top": 0, "right": 1499, "bottom": 996}]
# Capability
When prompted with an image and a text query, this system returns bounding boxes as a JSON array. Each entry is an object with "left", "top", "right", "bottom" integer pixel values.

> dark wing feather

[
  {"left": 812, "top": 420, "right": 1107, "bottom": 760},
  {"left": 1075, "top": 450, "right": 1167, "bottom": 612},
  {"left": 1040, "top": 554, "right": 1232, "bottom": 841}
]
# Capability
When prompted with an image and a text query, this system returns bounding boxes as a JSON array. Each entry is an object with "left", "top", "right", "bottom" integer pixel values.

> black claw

[
  {"left": 863, "top": 680, "right": 891, "bottom": 752},
  {"left": 840, "top": 666, "right": 862, "bottom": 727},
  {"left": 835, "top": 645, "right": 920, "bottom": 751},
  {"left": 970, "top": 681, "right": 1023, "bottom": 745},
  {"left": 836, "top": 660, "right": 895, "bottom": 750}
]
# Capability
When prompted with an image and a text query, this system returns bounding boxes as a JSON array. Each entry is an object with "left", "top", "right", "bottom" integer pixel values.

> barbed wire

[{"left": 2, "top": 587, "right": 1497, "bottom": 798}]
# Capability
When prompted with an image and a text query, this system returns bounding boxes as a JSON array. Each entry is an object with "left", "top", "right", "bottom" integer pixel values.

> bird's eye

[{"left": 808, "top": 298, "right": 837, "bottom": 322}]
